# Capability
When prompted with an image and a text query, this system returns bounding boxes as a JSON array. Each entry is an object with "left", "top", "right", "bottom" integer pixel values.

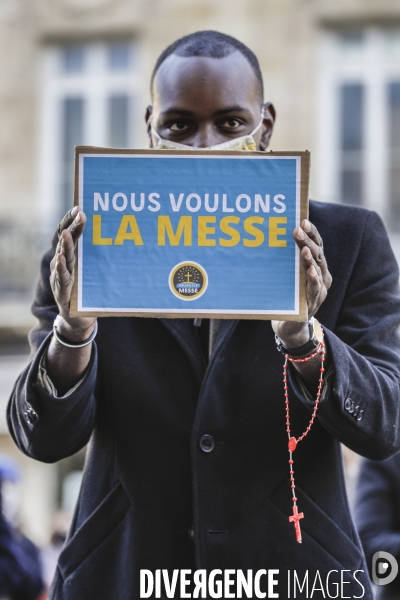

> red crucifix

[{"left": 289, "top": 505, "right": 304, "bottom": 543}]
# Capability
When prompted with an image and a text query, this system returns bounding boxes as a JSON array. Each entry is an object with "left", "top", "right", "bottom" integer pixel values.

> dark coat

[
  {"left": 7, "top": 201, "right": 400, "bottom": 599},
  {"left": 354, "top": 453, "right": 400, "bottom": 600}
]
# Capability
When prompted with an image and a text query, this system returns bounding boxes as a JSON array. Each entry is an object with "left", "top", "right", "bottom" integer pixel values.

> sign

[{"left": 70, "top": 148, "right": 309, "bottom": 320}]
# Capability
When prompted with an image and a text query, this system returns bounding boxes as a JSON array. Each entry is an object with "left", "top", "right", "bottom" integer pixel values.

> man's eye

[
  {"left": 221, "top": 119, "right": 241, "bottom": 129},
  {"left": 169, "top": 122, "right": 190, "bottom": 132}
]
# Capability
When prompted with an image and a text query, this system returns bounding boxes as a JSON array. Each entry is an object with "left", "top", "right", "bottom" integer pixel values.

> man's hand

[
  {"left": 50, "top": 207, "right": 96, "bottom": 342},
  {"left": 45, "top": 207, "right": 96, "bottom": 395},
  {"left": 272, "top": 218, "right": 332, "bottom": 349}
]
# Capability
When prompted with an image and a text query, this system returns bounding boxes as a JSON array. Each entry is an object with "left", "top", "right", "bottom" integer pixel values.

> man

[
  {"left": 0, "top": 456, "right": 45, "bottom": 600},
  {"left": 354, "top": 453, "right": 400, "bottom": 599},
  {"left": 7, "top": 31, "right": 400, "bottom": 599}
]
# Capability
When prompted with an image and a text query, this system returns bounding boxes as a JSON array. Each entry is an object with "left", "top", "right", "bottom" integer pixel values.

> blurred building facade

[{"left": 1, "top": 0, "right": 400, "bottom": 545}]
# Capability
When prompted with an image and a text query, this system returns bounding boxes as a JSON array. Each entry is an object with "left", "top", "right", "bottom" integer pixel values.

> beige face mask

[{"left": 151, "top": 111, "right": 264, "bottom": 152}]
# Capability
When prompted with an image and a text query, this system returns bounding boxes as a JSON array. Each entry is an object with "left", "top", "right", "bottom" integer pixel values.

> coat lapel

[
  {"left": 160, "top": 318, "right": 240, "bottom": 383},
  {"left": 160, "top": 318, "right": 205, "bottom": 382},
  {"left": 208, "top": 318, "right": 239, "bottom": 362}
]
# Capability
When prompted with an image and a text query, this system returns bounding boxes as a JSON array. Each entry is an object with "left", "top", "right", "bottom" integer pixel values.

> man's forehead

[{"left": 152, "top": 52, "right": 261, "bottom": 110}]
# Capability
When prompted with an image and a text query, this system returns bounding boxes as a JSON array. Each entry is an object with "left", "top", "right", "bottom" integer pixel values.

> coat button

[
  {"left": 26, "top": 404, "right": 38, "bottom": 422},
  {"left": 188, "top": 526, "right": 194, "bottom": 541},
  {"left": 23, "top": 404, "right": 38, "bottom": 425},
  {"left": 344, "top": 398, "right": 354, "bottom": 412},
  {"left": 28, "top": 408, "right": 38, "bottom": 422},
  {"left": 199, "top": 434, "right": 215, "bottom": 453}
]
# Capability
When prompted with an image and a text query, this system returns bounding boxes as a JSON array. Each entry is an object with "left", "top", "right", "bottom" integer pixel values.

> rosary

[{"left": 283, "top": 332, "right": 325, "bottom": 543}]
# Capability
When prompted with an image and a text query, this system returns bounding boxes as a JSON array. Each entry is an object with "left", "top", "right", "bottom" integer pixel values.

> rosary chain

[{"left": 283, "top": 331, "right": 326, "bottom": 543}]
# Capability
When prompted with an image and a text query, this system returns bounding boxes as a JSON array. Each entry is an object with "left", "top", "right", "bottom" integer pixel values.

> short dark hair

[{"left": 151, "top": 30, "right": 264, "bottom": 101}]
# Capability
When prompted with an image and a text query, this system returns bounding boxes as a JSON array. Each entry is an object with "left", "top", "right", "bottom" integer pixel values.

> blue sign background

[{"left": 79, "top": 154, "right": 300, "bottom": 313}]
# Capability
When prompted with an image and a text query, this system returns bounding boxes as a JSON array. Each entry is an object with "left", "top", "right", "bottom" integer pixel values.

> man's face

[{"left": 147, "top": 51, "right": 275, "bottom": 150}]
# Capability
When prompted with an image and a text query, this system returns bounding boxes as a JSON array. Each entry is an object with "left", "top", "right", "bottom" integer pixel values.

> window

[
  {"left": 108, "top": 42, "right": 133, "bottom": 71},
  {"left": 339, "top": 83, "right": 364, "bottom": 206},
  {"left": 316, "top": 28, "right": 400, "bottom": 240},
  {"left": 108, "top": 95, "right": 129, "bottom": 148},
  {"left": 389, "top": 82, "right": 400, "bottom": 222},
  {"left": 61, "top": 98, "right": 84, "bottom": 215},
  {"left": 39, "top": 41, "right": 141, "bottom": 232},
  {"left": 63, "top": 45, "right": 85, "bottom": 72}
]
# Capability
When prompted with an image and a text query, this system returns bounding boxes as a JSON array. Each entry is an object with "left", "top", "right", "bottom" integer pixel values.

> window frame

[
  {"left": 316, "top": 27, "right": 400, "bottom": 229},
  {"left": 38, "top": 40, "right": 142, "bottom": 237}
]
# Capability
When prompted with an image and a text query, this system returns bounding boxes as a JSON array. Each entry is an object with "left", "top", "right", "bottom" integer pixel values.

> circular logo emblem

[{"left": 169, "top": 262, "right": 208, "bottom": 301}]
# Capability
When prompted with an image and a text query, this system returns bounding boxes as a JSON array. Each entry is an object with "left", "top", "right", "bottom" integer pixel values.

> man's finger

[
  {"left": 306, "top": 265, "right": 323, "bottom": 315},
  {"left": 57, "top": 206, "right": 79, "bottom": 237},
  {"left": 301, "top": 248, "right": 330, "bottom": 314},
  {"left": 67, "top": 209, "right": 87, "bottom": 244},
  {"left": 60, "top": 230, "right": 76, "bottom": 274},
  {"left": 56, "top": 253, "right": 73, "bottom": 286},
  {"left": 301, "top": 246, "right": 323, "bottom": 285},
  {"left": 52, "top": 253, "right": 73, "bottom": 307},
  {"left": 294, "top": 227, "right": 329, "bottom": 281},
  {"left": 301, "top": 248, "right": 324, "bottom": 312},
  {"left": 302, "top": 219, "right": 323, "bottom": 249},
  {"left": 307, "top": 265, "right": 321, "bottom": 296}
]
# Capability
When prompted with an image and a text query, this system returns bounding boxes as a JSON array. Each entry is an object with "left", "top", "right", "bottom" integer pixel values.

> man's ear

[
  {"left": 145, "top": 105, "right": 153, "bottom": 146},
  {"left": 259, "top": 102, "right": 276, "bottom": 151}
]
